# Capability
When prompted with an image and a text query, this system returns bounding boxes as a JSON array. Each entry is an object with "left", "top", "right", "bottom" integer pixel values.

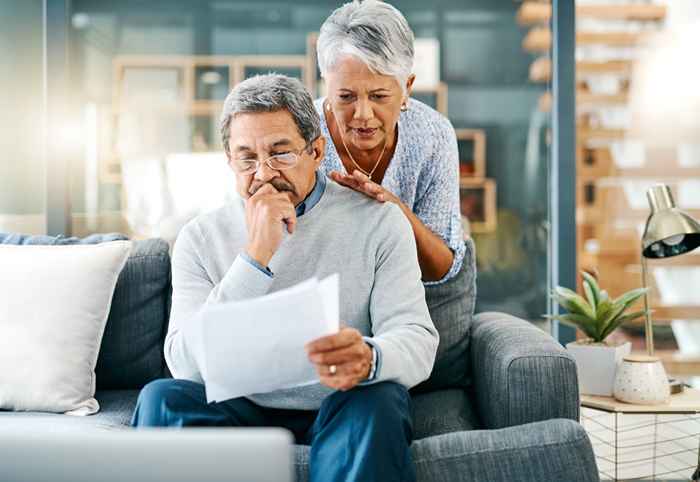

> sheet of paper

[{"left": 201, "top": 275, "right": 339, "bottom": 403}]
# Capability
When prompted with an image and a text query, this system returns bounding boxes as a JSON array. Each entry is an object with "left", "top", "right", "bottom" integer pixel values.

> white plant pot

[{"left": 566, "top": 341, "right": 631, "bottom": 396}]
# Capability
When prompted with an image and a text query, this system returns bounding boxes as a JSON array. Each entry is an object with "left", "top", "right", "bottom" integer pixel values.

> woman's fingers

[{"left": 330, "top": 170, "right": 387, "bottom": 202}]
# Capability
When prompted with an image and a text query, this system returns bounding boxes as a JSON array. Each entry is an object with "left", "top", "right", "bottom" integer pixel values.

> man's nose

[
  {"left": 253, "top": 161, "right": 279, "bottom": 182},
  {"left": 353, "top": 98, "right": 374, "bottom": 122}
]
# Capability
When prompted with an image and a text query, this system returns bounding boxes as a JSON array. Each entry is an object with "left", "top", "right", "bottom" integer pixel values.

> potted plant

[{"left": 548, "top": 271, "right": 649, "bottom": 396}]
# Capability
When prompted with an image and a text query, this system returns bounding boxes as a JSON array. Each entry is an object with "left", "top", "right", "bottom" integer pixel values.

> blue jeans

[{"left": 131, "top": 379, "right": 416, "bottom": 482}]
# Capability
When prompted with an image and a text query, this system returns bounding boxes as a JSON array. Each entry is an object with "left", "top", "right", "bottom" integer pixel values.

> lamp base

[{"left": 613, "top": 355, "right": 671, "bottom": 405}]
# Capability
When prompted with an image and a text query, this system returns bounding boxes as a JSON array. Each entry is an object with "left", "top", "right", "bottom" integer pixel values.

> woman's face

[{"left": 325, "top": 55, "right": 412, "bottom": 152}]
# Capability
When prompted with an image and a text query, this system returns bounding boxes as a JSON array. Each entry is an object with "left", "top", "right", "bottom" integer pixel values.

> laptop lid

[{"left": 0, "top": 428, "right": 293, "bottom": 482}]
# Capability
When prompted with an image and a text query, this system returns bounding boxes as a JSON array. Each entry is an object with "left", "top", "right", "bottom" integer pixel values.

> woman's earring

[
  {"left": 400, "top": 103, "right": 408, "bottom": 112},
  {"left": 326, "top": 102, "right": 331, "bottom": 112}
]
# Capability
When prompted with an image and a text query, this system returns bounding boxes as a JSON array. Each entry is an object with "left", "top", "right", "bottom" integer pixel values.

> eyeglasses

[{"left": 231, "top": 143, "right": 312, "bottom": 175}]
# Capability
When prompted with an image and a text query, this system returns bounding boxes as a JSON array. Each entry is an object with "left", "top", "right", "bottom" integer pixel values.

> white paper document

[{"left": 201, "top": 275, "right": 339, "bottom": 403}]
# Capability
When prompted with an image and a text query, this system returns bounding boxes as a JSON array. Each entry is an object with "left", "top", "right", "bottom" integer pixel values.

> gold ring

[{"left": 329, "top": 364, "right": 337, "bottom": 375}]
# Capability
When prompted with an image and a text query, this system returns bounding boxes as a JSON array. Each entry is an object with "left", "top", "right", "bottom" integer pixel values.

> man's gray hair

[
  {"left": 317, "top": 0, "right": 415, "bottom": 89},
  {"left": 220, "top": 74, "right": 321, "bottom": 154}
]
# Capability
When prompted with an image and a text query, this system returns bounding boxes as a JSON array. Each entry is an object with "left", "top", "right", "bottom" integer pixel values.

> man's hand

[
  {"left": 244, "top": 184, "right": 297, "bottom": 267},
  {"left": 306, "top": 327, "right": 373, "bottom": 391}
]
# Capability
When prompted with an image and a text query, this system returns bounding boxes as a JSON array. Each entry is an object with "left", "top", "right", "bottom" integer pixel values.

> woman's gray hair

[
  {"left": 317, "top": 0, "right": 415, "bottom": 89},
  {"left": 220, "top": 74, "right": 321, "bottom": 154}
]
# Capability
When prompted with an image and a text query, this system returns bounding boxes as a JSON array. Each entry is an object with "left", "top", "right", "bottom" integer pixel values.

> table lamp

[{"left": 641, "top": 184, "right": 700, "bottom": 356}]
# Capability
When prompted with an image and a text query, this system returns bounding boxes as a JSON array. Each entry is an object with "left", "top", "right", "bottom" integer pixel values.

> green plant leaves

[
  {"left": 613, "top": 287, "right": 648, "bottom": 310},
  {"left": 545, "top": 313, "right": 598, "bottom": 340},
  {"left": 553, "top": 286, "right": 595, "bottom": 319},
  {"left": 581, "top": 271, "right": 601, "bottom": 310},
  {"left": 548, "top": 271, "right": 650, "bottom": 343}
]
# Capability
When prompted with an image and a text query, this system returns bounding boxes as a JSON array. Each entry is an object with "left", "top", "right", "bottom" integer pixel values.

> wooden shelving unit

[{"left": 519, "top": 2, "right": 700, "bottom": 379}]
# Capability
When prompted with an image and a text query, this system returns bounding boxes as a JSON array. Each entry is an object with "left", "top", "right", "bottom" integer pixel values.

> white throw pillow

[{"left": 0, "top": 241, "right": 131, "bottom": 415}]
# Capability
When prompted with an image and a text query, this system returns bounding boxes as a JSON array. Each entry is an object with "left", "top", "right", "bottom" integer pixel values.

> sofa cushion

[
  {"left": 413, "top": 239, "right": 476, "bottom": 393},
  {"left": 0, "top": 233, "right": 171, "bottom": 390},
  {"left": 0, "top": 390, "right": 139, "bottom": 433},
  {"left": 294, "top": 418, "right": 598, "bottom": 482},
  {"left": 412, "top": 389, "right": 481, "bottom": 440},
  {"left": 96, "top": 239, "right": 171, "bottom": 389}
]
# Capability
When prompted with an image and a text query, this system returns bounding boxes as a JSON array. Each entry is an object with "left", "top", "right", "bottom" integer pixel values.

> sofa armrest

[{"left": 470, "top": 312, "right": 579, "bottom": 429}]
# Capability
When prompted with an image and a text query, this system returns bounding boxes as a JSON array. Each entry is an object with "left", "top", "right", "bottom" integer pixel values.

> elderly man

[{"left": 131, "top": 74, "right": 438, "bottom": 482}]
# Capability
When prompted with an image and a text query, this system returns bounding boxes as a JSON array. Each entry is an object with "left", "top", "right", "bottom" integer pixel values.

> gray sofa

[{"left": 0, "top": 235, "right": 599, "bottom": 482}]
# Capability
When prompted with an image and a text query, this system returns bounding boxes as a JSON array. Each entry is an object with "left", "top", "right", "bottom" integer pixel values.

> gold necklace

[{"left": 328, "top": 102, "right": 387, "bottom": 181}]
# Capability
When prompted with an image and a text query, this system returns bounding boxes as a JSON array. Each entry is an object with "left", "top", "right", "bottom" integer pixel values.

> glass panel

[
  {"left": 63, "top": 0, "right": 554, "bottom": 328},
  {"left": 572, "top": 2, "right": 700, "bottom": 387},
  {"left": 0, "top": 0, "right": 45, "bottom": 234}
]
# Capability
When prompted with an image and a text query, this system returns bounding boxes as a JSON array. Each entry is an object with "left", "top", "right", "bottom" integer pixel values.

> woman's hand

[{"left": 329, "top": 170, "right": 400, "bottom": 205}]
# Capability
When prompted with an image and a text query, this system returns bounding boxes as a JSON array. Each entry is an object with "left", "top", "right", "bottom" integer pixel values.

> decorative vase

[
  {"left": 566, "top": 341, "right": 631, "bottom": 396},
  {"left": 613, "top": 355, "right": 671, "bottom": 405}
]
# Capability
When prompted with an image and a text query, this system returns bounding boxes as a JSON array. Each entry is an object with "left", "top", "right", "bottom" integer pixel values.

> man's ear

[{"left": 311, "top": 135, "right": 326, "bottom": 168}]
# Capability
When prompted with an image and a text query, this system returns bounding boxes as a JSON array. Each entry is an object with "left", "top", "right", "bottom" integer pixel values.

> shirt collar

[{"left": 295, "top": 170, "right": 326, "bottom": 217}]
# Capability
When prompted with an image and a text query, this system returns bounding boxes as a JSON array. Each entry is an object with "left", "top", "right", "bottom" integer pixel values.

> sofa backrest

[
  {"left": 96, "top": 238, "right": 171, "bottom": 389},
  {"left": 1, "top": 232, "right": 477, "bottom": 393}
]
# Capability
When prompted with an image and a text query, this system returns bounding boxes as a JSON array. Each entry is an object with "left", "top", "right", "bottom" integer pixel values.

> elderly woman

[{"left": 315, "top": 0, "right": 466, "bottom": 285}]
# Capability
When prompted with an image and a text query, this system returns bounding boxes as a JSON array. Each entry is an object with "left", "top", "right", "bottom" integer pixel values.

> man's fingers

[
  {"left": 318, "top": 373, "right": 362, "bottom": 392},
  {"left": 308, "top": 344, "right": 365, "bottom": 365},
  {"left": 306, "top": 328, "right": 360, "bottom": 354}
]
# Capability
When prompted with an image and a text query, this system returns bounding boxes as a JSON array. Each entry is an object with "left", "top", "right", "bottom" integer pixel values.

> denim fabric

[
  {"left": 470, "top": 312, "right": 580, "bottom": 429},
  {"left": 413, "top": 239, "right": 476, "bottom": 393},
  {"left": 0, "top": 233, "right": 171, "bottom": 389},
  {"left": 132, "top": 380, "right": 415, "bottom": 482}
]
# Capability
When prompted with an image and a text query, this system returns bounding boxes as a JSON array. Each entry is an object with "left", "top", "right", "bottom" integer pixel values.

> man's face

[{"left": 227, "top": 110, "right": 323, "bottom": 206}]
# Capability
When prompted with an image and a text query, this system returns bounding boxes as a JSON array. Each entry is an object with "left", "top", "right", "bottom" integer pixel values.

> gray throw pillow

[{"left": 412, "top": 238, "right": 476, "bottom": 393}]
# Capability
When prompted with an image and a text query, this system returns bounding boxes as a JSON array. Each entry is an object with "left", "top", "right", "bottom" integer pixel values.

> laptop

[{"left": 0, "top": 428, "right": 293, "bottom": 482}]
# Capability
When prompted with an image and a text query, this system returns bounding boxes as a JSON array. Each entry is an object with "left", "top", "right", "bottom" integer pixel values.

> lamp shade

[{"left": 642, "top": 184, "right": 700, "bottom": 258}]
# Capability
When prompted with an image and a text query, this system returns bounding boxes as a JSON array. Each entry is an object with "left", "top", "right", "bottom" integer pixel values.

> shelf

[
  {"left": 577, "top": 90, "right": 629, "bottom": 106},
  {"left": 578, "top": 60, "right": 634, "bottom": 75},
  {"left": 529, "top": 56, "right": 551, "bottom": 83},
  {"left": 522, "top": 27, "right": 551, "bottom": 53},
  {"left": 578, "top": 127, "right": 626, "bottom": 142},
  {"left": 523, "top": 29, "right": 650, "bottom": 53},
  {"left": 518, "top": 3, "right": 666, "bottom": 26},
  {"left": 517, "top": 2, "right": 552, "bottom": 26},
  {"left": 577, "top": 4, "right": 667, "bottom": 21},
  {"left": 654, "top": 306, "right": 700, "bottom": 321},
  {"left": 529, "top": 59, "right": 634, "bottom": 83},
  {"left": 577, "top": 31, "right": 651, "bottom": 47}
]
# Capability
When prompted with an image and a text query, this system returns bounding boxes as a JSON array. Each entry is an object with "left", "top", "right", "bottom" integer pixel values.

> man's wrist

[
  {"left": 244, "top": 244, "right": 273, "bottom": 268},
  {"left": 365, "top": 343, "right": 377, "bottom": 381}
]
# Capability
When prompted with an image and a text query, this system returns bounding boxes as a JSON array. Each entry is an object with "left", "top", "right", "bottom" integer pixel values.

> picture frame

[
  {"left": 455, "top": 128, "right": 486, "bottom": 179},
  {"left": 411, "top": 82, "right": 448, "bottom": 115},
  {"left": 232, "top": 55, "right": 309, "bottom": 90},
  {"left": 305, "top": 32, "right": 321, "bottom": 97},
  {"left": 459, "top": 178, "right": 497, "bottom": 234}
]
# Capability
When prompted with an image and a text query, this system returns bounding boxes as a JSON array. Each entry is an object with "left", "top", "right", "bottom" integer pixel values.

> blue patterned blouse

[{"left": 314, "top": 98, "right": 465, "bottom": 285}]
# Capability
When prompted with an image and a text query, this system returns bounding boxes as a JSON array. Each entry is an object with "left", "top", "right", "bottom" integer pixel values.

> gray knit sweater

[{"left": 165, "top": 177, "right": 439, "bottom": 410}]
